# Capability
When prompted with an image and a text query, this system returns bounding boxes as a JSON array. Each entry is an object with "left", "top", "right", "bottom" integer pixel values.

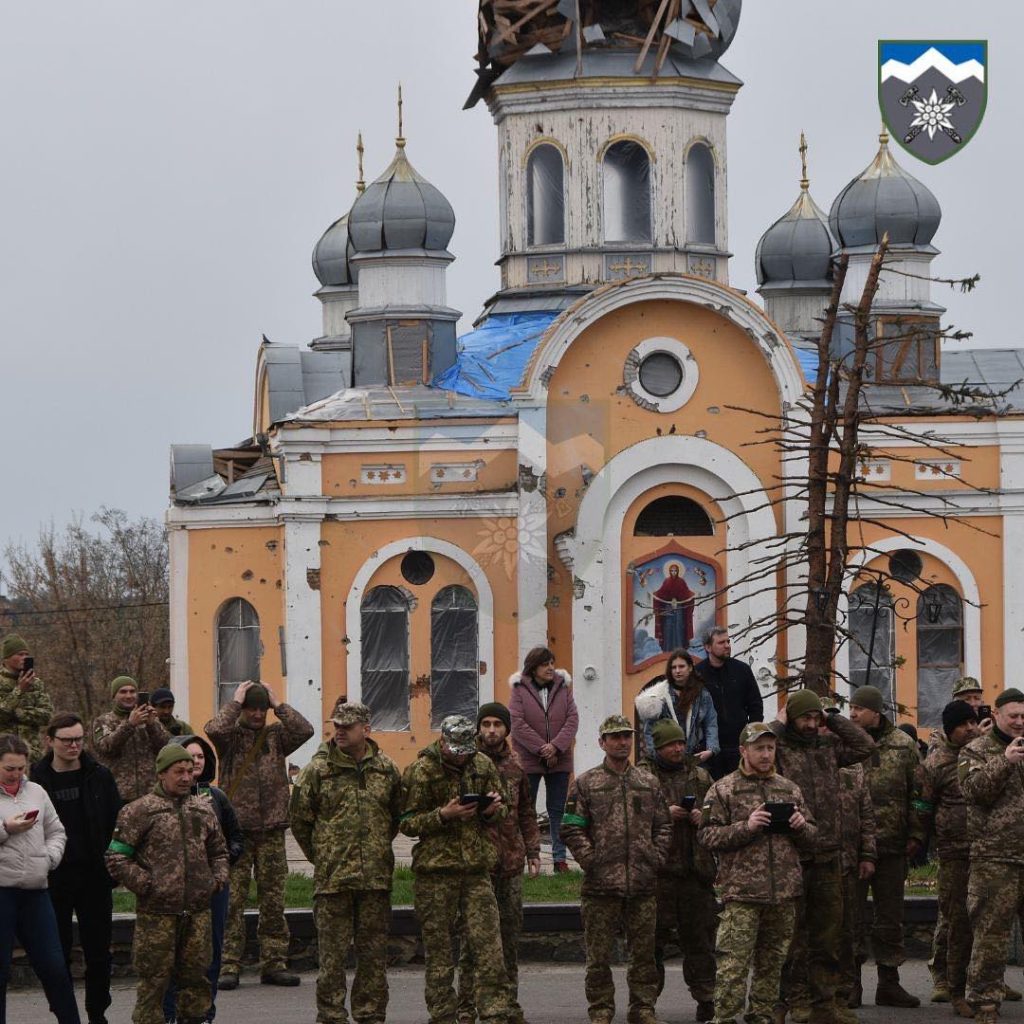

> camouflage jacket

[
  {"left": 106, "top": 784, "right": 228, "bottom": 914},
  {"left": 919, "top": 736, "right": 969, "bottom": 861},
  {"left": 698, "top": 767, "right": 817, "bottom": 903},
  {"left": 0, "top": 668, "right": 54, "bottom": 762},
  {"left": 480, "top": 740, "right": 541, "bottom": 879},
  {"left": 642, "top": 754, "right": 716, "bottom": 884},
  {"left": 560, "top": 760, "right": 673, "bottom": 898},
  {"left": 92, "top": 706, "right": 170, "bottom": 803},
  {"left": 289, "top": 738, "right": 401, "bottom": 893},
  {"left": 770, "top": 713, "right": 873, "bottom": 861},
  {"left": 958, "top": 728, "right": 1024, "bottom": 866},
  {"left": 161, "top": 716, "right": 194, "bottom": 738},
  {"left": 204, "top": 700, "right": 314, "bottom": 832},
  {"left": 863, "top": 718, "right": 924, "bottom": 854},
  {"left": 838, "top": 764, "right": 877, "bottom": 874},
  {"left": 399, "top": 742, "right": 508, "bottom": 875}
]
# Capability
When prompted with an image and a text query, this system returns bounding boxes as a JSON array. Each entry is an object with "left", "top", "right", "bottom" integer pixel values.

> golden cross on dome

[
  {"left": 799, "top": 131, "right": 809, "bottom": 191},
  {"left": 396, "top": 83, "right": 405, "bottom": 149},
  {"left": 356, "top": 132, "right": 365, "bottom": 194}
]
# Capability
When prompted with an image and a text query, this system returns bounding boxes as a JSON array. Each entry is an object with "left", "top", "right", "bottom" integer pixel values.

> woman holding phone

[{"left": 0, "top": 733, "right": 80, "bottom": 1024}]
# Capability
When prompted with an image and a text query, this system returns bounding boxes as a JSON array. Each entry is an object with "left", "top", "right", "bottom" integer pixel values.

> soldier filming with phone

[{"left": 0, "top": 635, "right": 53, "bottom": 762}]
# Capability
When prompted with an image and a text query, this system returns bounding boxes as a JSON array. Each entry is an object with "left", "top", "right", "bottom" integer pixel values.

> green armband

[
  {"left": 107, "top": 839, "right": 135, "bottom": 857},
  {"left": 561, "top": 813, "right": 589, "bottom": 827}
]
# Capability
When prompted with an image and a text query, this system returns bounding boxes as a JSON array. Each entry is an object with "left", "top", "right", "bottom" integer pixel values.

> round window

[
  {"left": 888, "top": 549, "right": 923, "bottom": 584},
  {"left": 400, "top": 551, "right": 435, "bottom": 586},
  {"left": 638, "top": 352, "right": 683, "bottom": 397}
]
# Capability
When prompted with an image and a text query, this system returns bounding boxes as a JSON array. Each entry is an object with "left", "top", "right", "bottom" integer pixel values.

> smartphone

[
  {"left": 459, "top": 793, "right": 495, "bottom": 811},
  {"left": 22, "top": 809, "right": 40, "bottom": 822},
  {"left": 978, "top": 705, "right": 992, "bottom": 722},
  {"left": 137, "top": 691, "right": 151, "bottom": 706},
  {"left": 765, "top": 801, "right": 795, "bottom": 834},
  {"left": 681, "top": 795, "right": 697, "bottom": 811},
  {"left": 22, "top": 657, "right": 34, "bottom": 673}
]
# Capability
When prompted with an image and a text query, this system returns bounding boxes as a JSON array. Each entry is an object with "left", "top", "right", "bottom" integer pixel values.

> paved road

[{"left": 9, "top": 960, "right": 1024, "bottom": 1023}]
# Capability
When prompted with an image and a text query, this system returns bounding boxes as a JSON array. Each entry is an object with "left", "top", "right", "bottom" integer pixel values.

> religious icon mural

[{"left": 629, "top": 543, "right": 719, "bottom": 670}]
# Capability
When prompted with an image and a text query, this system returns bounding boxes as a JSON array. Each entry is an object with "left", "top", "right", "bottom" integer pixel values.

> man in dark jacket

[
  {"left": 695, "top": 628, "right": 763, "bottom": 779},
  {"left": 32, "top": 712, "right": 121, "bottom": 1024},
  {"left": 163, "top": 733, "right": 244, "bottom": 1024}
]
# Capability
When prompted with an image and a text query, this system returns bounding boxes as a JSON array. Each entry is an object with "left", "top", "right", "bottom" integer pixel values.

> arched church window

[
  {"left": 686, "top": 143, "right": 716, "bottom": 245},
  {"left": 917, "top": 584, "right": 963, "bottom": 729},
  {"left": 430, "top": 585, "right": 479, "bottom": 729},
  {"left": 360, "top": 586, "right": 412, "bottom": 730},
  {"left": 216, "top": 598, "right": 261, "bottom": 710},
  {"left": 848, "top": 584, "right": 895, "bottom": 708},
  {"left": 634, "top": 496, "right": 713, "bottom": 537},
  {"left": 603, "top": 140, "right": 652, "bottom": 243},
  {"left": 527, "top": 144, "right": 565, "bottom": 247}
]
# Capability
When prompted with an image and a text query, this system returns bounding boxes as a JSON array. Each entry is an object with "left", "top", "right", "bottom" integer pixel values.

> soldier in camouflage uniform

[
  {"left": 206, "top": 680, "right": 314, "bottom": 989},
  {"left": 699, "top": 722, "right": 817, "bottom": 1024},
  {"left": 560, "top": 715, "right": 673, "bottom": 1024},
  {"left": 958, "top": 687, "right": 1024, "bottom": 1024},
  {"left": 93, "top": 675, "right": 170, "bottom": 802},
  {"left": 769, "top": 688, "right": 874, "bottom": 1024},
  {"left": 641, "top": 718, "right": 717, "bottom": 1022},
  {"left": 151, "top": 687, "right": 194, "bottom": 738},
  {"left": 0, "top": 634, "right": 54, "bottom": 762},
  {"left": 290, "top": 699, "right": 401, "bottom": 1024},
  {"left": 847, "top": 685, "right": 924, "bottom": 1009},
  {"left": 457, "top": 703, "right": 540, "bottom": 1023},
  {"left": 917, "top": 700, "right": 980, "bottom": 1018},
  {"left": 400, "top": 714, "right": 523, "bottom": 1024},
  {"left": 106, "top": 744, "right": 229, "bottom": 1024}
]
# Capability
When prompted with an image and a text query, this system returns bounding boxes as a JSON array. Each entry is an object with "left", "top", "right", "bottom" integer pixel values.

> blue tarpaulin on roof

[
  {"left": 795, "top": 348, "right": 818, "bottom": 382},
  {"left": 432, "top": 312, "right": 559, "bottom": 400}
]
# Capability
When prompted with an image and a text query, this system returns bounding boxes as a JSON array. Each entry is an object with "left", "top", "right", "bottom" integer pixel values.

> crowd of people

[{"left": 1, "top": 628, "right": 1022, "bottom": 1024}]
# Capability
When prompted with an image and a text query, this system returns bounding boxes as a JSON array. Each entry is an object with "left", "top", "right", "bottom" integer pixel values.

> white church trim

[
  {"left": 345, "top": 536, "right": 496, "bottom": 717},
  {"left": 570, "top": 434, "right": 779, "bottom": 770}
]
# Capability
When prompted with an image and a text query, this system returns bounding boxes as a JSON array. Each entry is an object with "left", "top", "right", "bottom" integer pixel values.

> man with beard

[
  {"left": 457, "top": 703, "right": 540, "bottom": 1023},
  {"left": 770, "top": 689, "right": 874, "bottom": 1024}
]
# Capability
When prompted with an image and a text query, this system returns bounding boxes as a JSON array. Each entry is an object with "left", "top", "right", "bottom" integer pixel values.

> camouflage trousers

[
  {"left": 457, "top": 873, "right": 523, "bottom": 1020},
  {"left": 935, "top": 857, "right": 972, "bottom": 998},
  {"left": 857, "top": 853, "right": 907, "bottom": 967},
  {"left": 132, "top": 909, "right": 212, "bottom": 1024},
  {"left": 837, "top": 869, "right": 864, "bottom": 1000},
  {"left": 781, "top": 855, "right": 842, "bottom": 1016},
  {"left": 221, "top": 827, "right": 289, "bottom": 975},
  {"left": 713, "top": 899, "right": 796, "bottom": 1024},
  {"left": 967, "top": 860, "right": 1024, "bottom": 1007},
  {"left": 654, "top": 875, "right": 717, "bottom": 1004},
  {"left": 414, "top": 872, "right": 522, "bottom": 1024},
  {"left": 580, "top": 892, "right": 658, "bottom": 1024},
  {"left": 930, "top": 881, "right": 949, "bottom": 988},
  {"left": 314, "top": 889, "right": 390, "bottom": 1024}
]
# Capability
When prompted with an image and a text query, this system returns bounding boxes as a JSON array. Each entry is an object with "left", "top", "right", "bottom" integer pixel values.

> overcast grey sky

[{"left": 0, "top": 2, "right": 1016, "bottom": 562}]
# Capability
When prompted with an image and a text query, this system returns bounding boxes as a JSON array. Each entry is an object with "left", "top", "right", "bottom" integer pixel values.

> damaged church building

[{"left": 167, "top": 1, "right": 1024, "bottom": 770}]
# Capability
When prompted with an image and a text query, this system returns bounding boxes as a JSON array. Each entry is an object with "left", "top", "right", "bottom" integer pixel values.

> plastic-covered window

[
  {"left": 686, "top": 143, "right": 715, "bottom": 244},
  {"left": 603, "top": 141, "right": 652, "bottom": 243},
  {"left": 430, "top": 585, "right": 479, "bottom": 729},
  {"left": 848, "top": 584, "right": 895, "bottom": 707},
  {"left": 917, "top": 585, "right": 962, "bottom": 729},
  {"left": 361, "top": 586, "right": 411, "bottom": 731},
  {"left": 216, "top": 598, "right": 262, "bottom": 710},
  {"left": 527, "top": 144, "right": 565, "bottom": 247}
]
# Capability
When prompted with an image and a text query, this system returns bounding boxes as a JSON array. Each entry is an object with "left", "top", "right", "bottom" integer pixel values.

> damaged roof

[{"left": 261, "top": 341, "right": 349, "bottom": 425}]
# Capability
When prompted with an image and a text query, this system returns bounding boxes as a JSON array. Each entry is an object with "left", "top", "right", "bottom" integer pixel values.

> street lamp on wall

[{"left": 924, "top": 593, "right": 943, "bottom": 624}]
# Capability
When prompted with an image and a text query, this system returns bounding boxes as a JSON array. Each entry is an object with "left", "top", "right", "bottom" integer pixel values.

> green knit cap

[
  {"left": 110, "top": 675, "right": 137, "bottom": 698},
  {"left": 651, "top": 719, "right": 686, "bottom": 749},
  {"left": 850, "top": 685, "right": 884, "bottom": 714},
  {"left": 786, "top": 689, "right": 823, "bottom": 720},
  {"left": 995, "top": 688, "right": 1024, "bottom": 708},
  {"left": 1, "top": 634, "right": 29, "bottom": 660},
  {"left": 155, "top": 744, "right": 193, "bottom": 774}
]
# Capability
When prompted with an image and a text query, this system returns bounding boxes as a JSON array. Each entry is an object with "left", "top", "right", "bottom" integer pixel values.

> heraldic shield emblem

[{"left": 879, "top": 41, "right": 987, "bottom": 164}]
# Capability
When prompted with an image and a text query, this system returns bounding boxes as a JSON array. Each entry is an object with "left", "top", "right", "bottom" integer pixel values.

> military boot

[
  {"left": 875, "top": 965, "right": 921, "bottom": 1008},
  {"left": 790, "top": 1005, "right": 811, "bottom": 1022},
  {"left": 951, "top": 996, "right": 976, "bottom": 1018},
  {"left": 848, "top": 965, "right": 863, "bottom": 1009},
  {"left": 695, "top": 1000, "right": 714, "bottom": 1022},
  {"left": 931, "top": 981, "right": 952, "bottom": 1003},
  {"left": 831, "top": 1001, "right": 859, "bottom": 1024},
  {"left": 973, "top": 1004, "right": 998, "bottom": 1024},
  {"left": 260, "top": 968, "right": 300, "bottom": 986},
  {"left": 217, "top": 970, "right": 239, "bottom": 991}
]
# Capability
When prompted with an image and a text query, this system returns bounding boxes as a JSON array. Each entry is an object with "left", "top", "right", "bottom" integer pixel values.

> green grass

[
  {"left": 906, "top": 861, "right": 938, "bottom": 895},
  {"left": 113, "top": 868, "right": 585, "bottom": 913}
]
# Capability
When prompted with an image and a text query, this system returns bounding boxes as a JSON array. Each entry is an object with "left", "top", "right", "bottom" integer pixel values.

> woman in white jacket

[{"left": 0, "top": 733, "right": 80, "bottom": 1024}]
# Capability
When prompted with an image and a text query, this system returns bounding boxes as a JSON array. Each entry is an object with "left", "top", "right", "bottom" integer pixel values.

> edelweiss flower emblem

[
  {"left": 472, "top": 513, "right": 547, "bottom": 580},
  {"left": 909, "top": 88, "right": 957, "bottom": 140}
]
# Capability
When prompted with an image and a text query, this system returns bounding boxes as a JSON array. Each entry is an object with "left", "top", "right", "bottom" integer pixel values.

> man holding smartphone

[
  {"left": 0, "top": 634, "right": 54, "bottom": 761},
  {"left": 958, "top": 688, "right": 1024, "bottom": 1024}
]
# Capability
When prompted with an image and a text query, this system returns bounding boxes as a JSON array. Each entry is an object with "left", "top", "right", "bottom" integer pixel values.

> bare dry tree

[{"left": 2, "top": 508, "right": 168, "bottom": 726}]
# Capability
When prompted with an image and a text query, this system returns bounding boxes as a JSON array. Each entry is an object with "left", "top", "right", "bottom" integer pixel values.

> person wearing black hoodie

[
  {"left": 31, "top": 712, "right": 122, "bottom": 1024},
  {"left": 162, "top": 734, "right": 244, "bottom": 1024}
]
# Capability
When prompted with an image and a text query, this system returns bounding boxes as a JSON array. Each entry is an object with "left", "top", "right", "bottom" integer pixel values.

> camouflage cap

[
  {"left": 331, "top": 699, "right": 370, "bottom": 726},
  {"left": 599, "top": 714, "right": 635, "bottom": 736},
  {"left": 739, "top": 722, "right": 776, "bottom": 746},
  {"left": 952, "top": 676, "right": 982, "bottom": 697},
  {"left": 440, "top": 715, "right": 477, "bottom": 755}
]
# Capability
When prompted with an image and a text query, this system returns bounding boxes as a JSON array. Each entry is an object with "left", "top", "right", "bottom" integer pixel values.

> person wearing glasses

[{"left": 31, "top": 713, "right": 122, "bottom": 1024}]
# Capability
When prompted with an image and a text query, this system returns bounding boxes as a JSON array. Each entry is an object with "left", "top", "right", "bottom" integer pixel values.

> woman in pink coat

[{"left": 508, "top": 647, "right": 579, "bottom": 872}]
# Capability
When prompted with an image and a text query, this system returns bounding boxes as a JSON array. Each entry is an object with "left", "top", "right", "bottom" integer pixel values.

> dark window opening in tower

[
  {"left": 603, "top": 140, "right": 652, "bottom": 243},
  {"left": 527, "top": 144, "right": 565, "bottom": 247},
  {"left": 634, "top": 495, "right": 713, "bottom": 536},
  {"left": 686, "top": 143, "right": 716, "bottom": 245}
]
